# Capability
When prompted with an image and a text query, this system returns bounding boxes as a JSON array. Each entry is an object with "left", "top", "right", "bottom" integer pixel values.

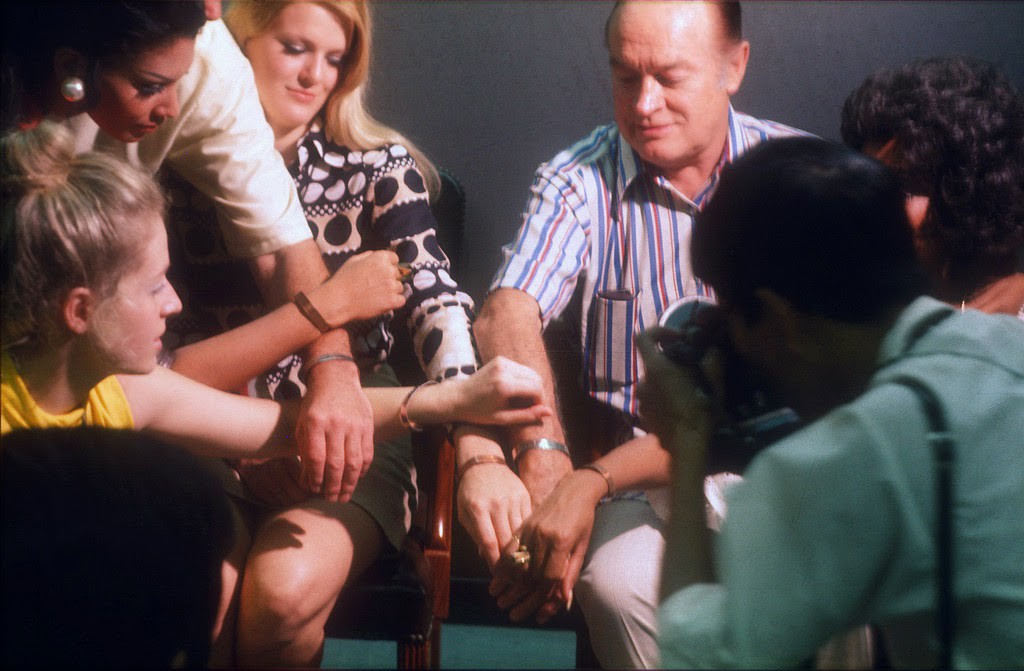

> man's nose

[{"left": 635, "top": 76, "right": 663, "bottom": 115}]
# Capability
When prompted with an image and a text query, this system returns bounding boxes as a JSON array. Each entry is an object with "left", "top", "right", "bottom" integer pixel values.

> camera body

[{"left": 657, "top": 296, "right": 801, "bottom": 472}]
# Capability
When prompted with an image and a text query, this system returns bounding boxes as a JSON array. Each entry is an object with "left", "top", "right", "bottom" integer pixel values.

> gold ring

[{"left": 511, "top": 544, "right": 531, "bottom": 567}]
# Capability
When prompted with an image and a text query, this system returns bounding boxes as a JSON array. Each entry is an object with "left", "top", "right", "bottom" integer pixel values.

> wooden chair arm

[{"left": 424, "top": 427, "right": 454, "bottom": 619}]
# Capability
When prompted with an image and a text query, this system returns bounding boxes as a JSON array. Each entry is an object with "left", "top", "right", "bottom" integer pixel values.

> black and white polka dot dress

[
  {"left": 162, "top": 118, "right": 477, "bottom": 549},
  {"left": 164, "top": 116, "right": 478, "bottom": 401}
]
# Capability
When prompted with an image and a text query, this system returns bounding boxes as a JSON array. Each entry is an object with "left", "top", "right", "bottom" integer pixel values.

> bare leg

[
  {"left": 209, "top": 501, "right": 251, "bottom": 668},
  {"left": 234, "top": 500, "right": 385, "bottom": 667}
]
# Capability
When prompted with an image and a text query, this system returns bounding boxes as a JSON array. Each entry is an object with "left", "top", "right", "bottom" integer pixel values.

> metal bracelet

[
  {"left": 299, "top": 353, "right": 356, "bottom": 384},
  {"left": 580, "top": 462, "right": 615, "bottom": 497},
  {"left": 399, "top": 380, "right": 439, "bottom": 432},
  {"left": 457, "top": 453, "right": 508, "bottom": 481},
  {"left": 511, "top": 438, "right": 570, "bottom": 465}
]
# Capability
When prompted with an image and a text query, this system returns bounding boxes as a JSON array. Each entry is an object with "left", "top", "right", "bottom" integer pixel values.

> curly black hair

[{"left": 841, "top": 57, "right": 1024, "bottom": 302}]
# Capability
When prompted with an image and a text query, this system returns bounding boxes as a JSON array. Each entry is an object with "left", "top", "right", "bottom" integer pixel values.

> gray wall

[{"left": 366, "top": 1, "right": 1024, "bottom": 302}]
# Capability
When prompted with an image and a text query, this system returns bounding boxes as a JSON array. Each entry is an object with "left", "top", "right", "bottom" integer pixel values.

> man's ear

[
  {"left": 62, "top": 287, "right": 96, "bottom": 335},
  {"left": 721, "top": 40, "right": 749, "bottom": 96}
]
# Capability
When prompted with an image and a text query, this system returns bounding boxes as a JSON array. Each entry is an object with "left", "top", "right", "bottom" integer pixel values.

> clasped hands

[{"left": 487, "top": 466, "right": 598, "bottom": 624}]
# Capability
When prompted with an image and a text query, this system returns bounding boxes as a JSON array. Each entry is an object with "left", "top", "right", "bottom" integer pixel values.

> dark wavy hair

[
  {"left": 693, "top": 137, "right": 928, "bottom": 324},
  {"left": 2, "top": 0, "right": 206, "bottom": 131},
  {"left": 841, "top": 57, "right": 1024, "bottom": 302}
]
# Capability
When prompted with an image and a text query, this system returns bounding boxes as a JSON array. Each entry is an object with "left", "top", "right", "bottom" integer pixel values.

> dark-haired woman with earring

[{"left": 2, "top": 1, "right": 405, "bottom": 520}]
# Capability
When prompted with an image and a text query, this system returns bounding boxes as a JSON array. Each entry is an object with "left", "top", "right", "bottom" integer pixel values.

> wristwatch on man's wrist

[{"left": 511, "top": 438, "right": 571, "bottom": 466}]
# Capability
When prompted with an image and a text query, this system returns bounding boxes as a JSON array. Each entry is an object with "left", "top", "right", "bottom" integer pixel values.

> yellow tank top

[{"left": 1, "top": 351, "right": 134, "bottom": 435}]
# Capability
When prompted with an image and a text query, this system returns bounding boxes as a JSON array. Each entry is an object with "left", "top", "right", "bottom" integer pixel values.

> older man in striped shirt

[{"left": 457, "top": 2, "right": 805, "bottom": 667}]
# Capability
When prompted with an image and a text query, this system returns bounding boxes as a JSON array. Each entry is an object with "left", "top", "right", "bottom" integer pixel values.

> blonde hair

[
  {"left": 225, "top": 0, "right": 441, "bottom": 199},
  {"left": 1, "top": 122, "right": 164, "bottom": 351}
]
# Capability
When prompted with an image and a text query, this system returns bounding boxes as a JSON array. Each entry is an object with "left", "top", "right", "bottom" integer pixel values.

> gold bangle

[
  {"left": 581, "top": 462, "right": 615, "bottom": 497},
  {"left": 457, "top": 454, "right": 508, "bottom": 480},
  {"left": 294, "top": 290, "right": 332, "bottom": 333},
  {"left": 399, "top": 380, "right": 439, "bottom": 432}
]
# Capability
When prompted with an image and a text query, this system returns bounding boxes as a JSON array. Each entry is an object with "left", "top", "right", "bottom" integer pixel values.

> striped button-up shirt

[{"left": 492, "top": 108, "right": 805, "bottom": 419}]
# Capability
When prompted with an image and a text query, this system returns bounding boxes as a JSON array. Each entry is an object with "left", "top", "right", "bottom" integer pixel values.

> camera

[{"left": 657, "top": 296, "right": 801, "bottom": 472}]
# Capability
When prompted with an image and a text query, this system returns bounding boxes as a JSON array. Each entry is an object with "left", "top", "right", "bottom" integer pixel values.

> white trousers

[{"left": 576, "top": 496, "right": 664, "bottom": 669}]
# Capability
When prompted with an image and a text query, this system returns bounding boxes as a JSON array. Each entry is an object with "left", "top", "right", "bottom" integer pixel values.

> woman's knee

[{"left": 241, "top": 503, "right": 385, "bottom": 624}]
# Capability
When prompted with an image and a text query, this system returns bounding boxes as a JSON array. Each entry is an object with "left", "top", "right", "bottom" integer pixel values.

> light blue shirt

[{"left": 659, "top": 298, "right": 1024, "bottom": 668}]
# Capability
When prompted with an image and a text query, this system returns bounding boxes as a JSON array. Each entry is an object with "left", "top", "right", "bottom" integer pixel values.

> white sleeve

[{"left": 158, "top": 20, "right": 311, "bottom": 258}]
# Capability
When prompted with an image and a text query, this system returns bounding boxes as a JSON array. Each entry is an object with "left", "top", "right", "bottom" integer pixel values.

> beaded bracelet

[
  {"left": 457, "top": 454, "right": 508, "bottom": 481},
  {"left": 399, "top": 380, "right": 439, "bottom": 432},
  {"left": 580, "top": 462, "right": 615, "bottom": 498}
]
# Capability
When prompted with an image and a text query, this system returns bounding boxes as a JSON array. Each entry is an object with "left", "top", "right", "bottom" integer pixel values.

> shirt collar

[
  {"left": 875, "top": 296, "right": 955, "bottom": 369},
  {"left": 614, "top": 105, "right": 740, "bottom": 209}
]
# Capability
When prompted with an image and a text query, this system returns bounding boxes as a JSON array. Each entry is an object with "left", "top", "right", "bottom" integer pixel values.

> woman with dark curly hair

[{"left": 841, "top": 57, "right": 1024, "bottom": 318}]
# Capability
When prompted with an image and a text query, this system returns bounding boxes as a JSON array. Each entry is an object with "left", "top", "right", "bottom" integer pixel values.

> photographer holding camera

[{"left": 639, "top": 137, "right": 1024, "bottom": 668}]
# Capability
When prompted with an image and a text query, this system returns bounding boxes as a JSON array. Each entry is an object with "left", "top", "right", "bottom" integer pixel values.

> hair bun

[{"left": 1, "top": 121, "right": 76, "bottom": 195}]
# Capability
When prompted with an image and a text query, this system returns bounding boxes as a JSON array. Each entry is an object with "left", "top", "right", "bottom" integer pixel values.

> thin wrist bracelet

[
  {"left": 300, "top": 353, "right": 356, "bottom": 383},
  {"left": 511, "top": 438, "right": 570, "bottom": 464},
  {"left": 400, "top": 380, "right": 440, "bottom": 432},
  {"left": 294, "top": 290, "right": 333, "bottom": 333},
  {"left": 580, "top": 462, "right": 615, "bottom": 498},
  {"left": 457, "top": 454, "right": 508, "bottom": 480}
]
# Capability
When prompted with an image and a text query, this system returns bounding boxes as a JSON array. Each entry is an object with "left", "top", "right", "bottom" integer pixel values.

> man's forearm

[
  {"left": 474, "top": 289, "right": 573, "bottom": 499},
  {"left": 474, "top": 288, "right": 566, "bottom": 446}
]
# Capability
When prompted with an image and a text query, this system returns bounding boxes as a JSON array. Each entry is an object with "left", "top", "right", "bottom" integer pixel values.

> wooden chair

[
  {"left": 323, "top": 427, "right": 453, "bottom": 668},
  {"left": 321, "top": 169, "right": 466, "bottom": 668}
]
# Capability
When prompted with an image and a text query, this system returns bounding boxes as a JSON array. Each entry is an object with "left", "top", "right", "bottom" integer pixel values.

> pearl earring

[{"left": 60, "top": 77, "right": 86, "bottom": 103}]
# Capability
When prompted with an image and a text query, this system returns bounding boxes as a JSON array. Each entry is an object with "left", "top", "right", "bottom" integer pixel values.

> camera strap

[{"left": 884, "top": 376, "right": 954, "bottom": 669}]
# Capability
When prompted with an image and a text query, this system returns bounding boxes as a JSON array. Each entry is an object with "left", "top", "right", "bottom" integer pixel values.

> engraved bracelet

[{"left": 511, "top": 438, "right": 570, "bottom": 464}]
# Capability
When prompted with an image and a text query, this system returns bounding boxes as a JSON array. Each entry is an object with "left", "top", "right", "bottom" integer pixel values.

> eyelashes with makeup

[{"left": 281, "top": 41, "right": 344, "bottom": 68}]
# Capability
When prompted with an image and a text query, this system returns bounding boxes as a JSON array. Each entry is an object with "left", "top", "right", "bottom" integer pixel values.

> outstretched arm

[
  {"left": 119, "top": 357, "right": 550, "bottom": 460},
  {"left": 473, "top": 288, "right": 573, "bottom": 501},
  {"left": 246, "top": 239, "right": 379, "bottom": 503}
]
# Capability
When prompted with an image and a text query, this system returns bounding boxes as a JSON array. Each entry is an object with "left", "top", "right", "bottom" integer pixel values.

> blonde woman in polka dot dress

[{"left": 162, "top": 1, "right": 478, "bottom": 666}]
